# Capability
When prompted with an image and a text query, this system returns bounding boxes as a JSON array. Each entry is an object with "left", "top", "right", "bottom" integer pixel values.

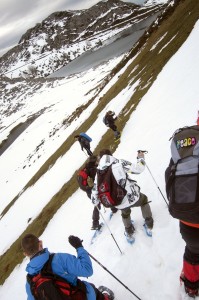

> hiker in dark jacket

[
  {"left": 21, "top": 233, "right": 114, "bottom": 300},
  {"left": 104, "top": 111, "right": 120, "bottom": 140},
  {"left": 77, "top": 156, "right": 117, "bottom": 230},
  {"left": 166, "top": 159, "right": 199, "bottom": 298},
  {"left": 74, "top": 135, "right": 93, "bottom": 156}
]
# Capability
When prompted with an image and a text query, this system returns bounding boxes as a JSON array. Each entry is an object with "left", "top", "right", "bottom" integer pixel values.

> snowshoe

[
  {"left": 90, "top": 223, "right": 104, "bottom": 244},
  {"left": 124, "top": 231, "right": 135, "bottom": 244},
  {"left": 143, "top": 223, "right": 152, "bottom": 237},
  {"left": 91, "top": 223, "right": 103, "bottom": 230},
  {"left": 98, "top": 285, "right": 115, "bottom": 300}
]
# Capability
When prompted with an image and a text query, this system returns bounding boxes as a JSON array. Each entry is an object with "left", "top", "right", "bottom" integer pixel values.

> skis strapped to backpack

[
  {"left": 166, "top": 125, "right": 199, "bottom": 223},
  {"left": 27, "top": 254, "right": 87, "bottom": 300},
  {"left": 97, "top": 164, "right": 127, "bottom": 208}
]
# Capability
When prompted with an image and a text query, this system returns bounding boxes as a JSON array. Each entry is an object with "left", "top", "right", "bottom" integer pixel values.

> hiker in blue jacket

[{"left": 21, "top": 233, "right": 114, "bottom": 300}]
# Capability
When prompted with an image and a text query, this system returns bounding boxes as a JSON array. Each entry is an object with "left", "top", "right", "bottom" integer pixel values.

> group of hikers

[
  {"left": 21, "top": 111, "right": 199, "bottom": 299},
  {"left": 74, "top": 111, "right": 121, "bottom": 156}
]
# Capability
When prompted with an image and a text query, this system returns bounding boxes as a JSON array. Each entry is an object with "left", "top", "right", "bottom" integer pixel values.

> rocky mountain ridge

[{"left": 0, "top": 0, "right": 165, "bottom": 78}]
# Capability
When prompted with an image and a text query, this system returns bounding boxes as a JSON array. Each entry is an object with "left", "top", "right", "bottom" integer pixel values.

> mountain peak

[{"left": 0, "top": 0, "right": 165, "bottom": 79}]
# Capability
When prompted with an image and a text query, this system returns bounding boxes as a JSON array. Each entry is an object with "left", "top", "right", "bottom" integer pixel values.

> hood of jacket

[
  {"left": 97, "top": 155, "right": 118, "bottom": 170},
  {"left": 26, "top": 248, "right": 50, "bottom": 275}
]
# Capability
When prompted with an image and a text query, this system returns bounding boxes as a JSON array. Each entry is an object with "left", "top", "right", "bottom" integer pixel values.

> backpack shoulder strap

[
  {"left": 27, "top": 253, "right": 55, "bottom": 279},
  {"left": 41, "top": 253, "right": 55, "bottom": 274}
]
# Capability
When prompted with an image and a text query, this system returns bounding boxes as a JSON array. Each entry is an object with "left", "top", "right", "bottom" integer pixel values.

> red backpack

[
  {"left": 27, "top": 254, "right": 87, "bottom": 300},
  {"left": 77, "top": 169, "right": 89, "bottom": 189},
  {"left": 97, "top": 165, "right": 127, "bottom": 208}
]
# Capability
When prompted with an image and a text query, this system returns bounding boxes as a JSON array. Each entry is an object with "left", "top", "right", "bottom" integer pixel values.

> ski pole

[
  {"left": 145, "top": 162, "right": 168, "bottom": 207},
  {"left": 137, "top": 150, "right": 168, "bottom": 207},
  {"left": 88, "top": 252, "right": 142, "bottom": 300},
  {"left": 97, "top": 206, "right": 123, "bottom": 255}
]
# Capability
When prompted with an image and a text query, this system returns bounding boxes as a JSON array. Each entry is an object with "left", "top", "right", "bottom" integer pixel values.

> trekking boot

[
  {"left": 144, "top": 217, "right": 153, "bottom": 237},
  {"left": 125, "top": 224, "right": 135, "bottom": 235},
  {"left": 91, "top": 223, "right": 102, "bottom": 230},
  {"left": 124, "top": 224, "right": 135, "bottom": 244},
  {"left": 114, "top": 131, "right": 120, "bottom": 140},
  {"left": 184, "top": 287, "right": 198, "bottom": 298},
  {"left": 145, "top": 217, "right": 153, "bottom": 229},
  {"left": 109, "top": 207, "right": 118, "bottom": 220},
  {"left": 111, "top": 207, "right": 118, "bottom": 214},
  {"left": 98, "top": 286, "right": 114, "bottom": 300}
]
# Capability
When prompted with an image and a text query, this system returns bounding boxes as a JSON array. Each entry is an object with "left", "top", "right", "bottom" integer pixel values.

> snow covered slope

[{"left": 0, "top": 1, "right": 199, "bottom": 300}]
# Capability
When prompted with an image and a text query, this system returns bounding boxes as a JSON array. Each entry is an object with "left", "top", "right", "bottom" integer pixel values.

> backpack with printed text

[
  {"left": 97, "top": 165, "right": 127, "bottom": 208},
  {"left": 166, "top": 125, "right": 199, "bottom": 223},
  {"left": 27, "top": 254, "right": 87, "bottom": 300}
]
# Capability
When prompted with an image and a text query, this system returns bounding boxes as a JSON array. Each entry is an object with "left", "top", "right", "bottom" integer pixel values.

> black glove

[{"left": 68, "top": 236, "right": 83, "bottom": 249}]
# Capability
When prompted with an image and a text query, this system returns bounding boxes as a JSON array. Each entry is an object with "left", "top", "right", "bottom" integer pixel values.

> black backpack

[
  {"left": 27, "top": 254, "right": 87, "bottom": 300},
  {"left": 166, "top": 125, "right": 199, "bottom": 223},
  {"left": 103, "top": 116, "right": 109, "bottom": 126},
  {"left": 97, "top": 165, "right": 127, "bottom": 208}
]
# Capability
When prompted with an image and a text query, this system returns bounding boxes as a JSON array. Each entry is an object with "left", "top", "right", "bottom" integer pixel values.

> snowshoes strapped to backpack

[{"left": 166, "top": 125, "right": 199, "bottom": 223}]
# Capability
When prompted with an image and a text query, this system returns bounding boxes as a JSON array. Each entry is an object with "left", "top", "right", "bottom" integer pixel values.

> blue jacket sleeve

[
  {"left": 52, "top": 247, "right": 93, "bottom": 280},
  {"left": 26, "top": 281, "right": 35, "bottom": 300}
]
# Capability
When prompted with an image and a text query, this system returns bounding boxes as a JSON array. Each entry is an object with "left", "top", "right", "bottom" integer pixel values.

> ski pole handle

[{"left": 137, "top": 150, "right": 148, "bottom": 154}]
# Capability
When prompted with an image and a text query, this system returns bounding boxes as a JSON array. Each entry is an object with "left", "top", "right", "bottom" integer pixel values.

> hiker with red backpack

[
  {"left": 21, "top": 233, "right": 114, "bottom": 300},
  {"left": 74, "top": 133, "right": 93, "bottom": 156},
  {"left": 91, "top": 149, "right": 154, "bottom": 243},
  {"left": 165, "top": 125, "right": 199, "bottom": 298},
  {"left": 77, "top": 156, "right": 117, "bottom": 230}
]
